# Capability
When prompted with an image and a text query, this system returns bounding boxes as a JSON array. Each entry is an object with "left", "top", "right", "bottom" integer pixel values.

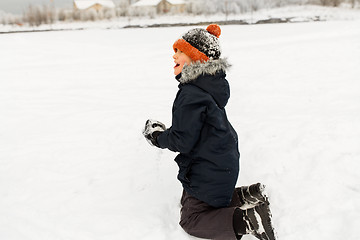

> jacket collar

[{"left": 176, "top": 58, "right": 231, "bottom": 84}]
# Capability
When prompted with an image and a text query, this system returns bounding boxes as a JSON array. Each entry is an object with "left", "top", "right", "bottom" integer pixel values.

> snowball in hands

[{"left": 143, "top": 119, "right": 166, "bottom": 147}]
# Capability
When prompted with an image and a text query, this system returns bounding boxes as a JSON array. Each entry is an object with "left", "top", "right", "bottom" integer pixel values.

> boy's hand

[{"left": 143, "top": 119, "right": 166, "bottom": 147}]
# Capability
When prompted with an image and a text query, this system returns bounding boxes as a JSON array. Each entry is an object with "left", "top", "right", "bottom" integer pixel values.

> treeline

[
  {"left": 0, "top": 5, "right": 124, "bottom": 26},
  {"left": 188, "top": 0, "right": 359, "bottom": 15},
  {"left": 0, "top": 1, "right": 130, "bottom": 26},
  {"left": 1, "top": 0, "right": 359, "bottom": 26}
]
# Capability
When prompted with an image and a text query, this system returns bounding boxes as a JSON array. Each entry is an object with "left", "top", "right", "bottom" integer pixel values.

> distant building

[
  {"left": 73, "top": 0, "right": 116, "bottom": 11},
  {"left": 131, "top": 0, "right": 186, "bottom": 15}
]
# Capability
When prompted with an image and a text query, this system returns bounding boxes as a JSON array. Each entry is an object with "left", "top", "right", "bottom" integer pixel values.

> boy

[{"left": 143, "top": 24, "right": 276, "bottom": 240}]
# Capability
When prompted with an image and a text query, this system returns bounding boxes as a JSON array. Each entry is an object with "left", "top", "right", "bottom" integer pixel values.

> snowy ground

[{"left": 1, "top": 19, "right": 360, "bottom": 240}]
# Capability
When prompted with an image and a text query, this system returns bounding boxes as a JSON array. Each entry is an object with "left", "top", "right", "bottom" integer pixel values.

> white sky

[
  {"left": 0, "top": 0, "right": 123, "bottom": 14},
  {"left": 0, "top": 0, "right": 71, "bottom": 14}
]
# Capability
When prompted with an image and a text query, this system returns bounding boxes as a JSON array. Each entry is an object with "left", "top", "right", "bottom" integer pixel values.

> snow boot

[
  {"left": 242, "top": 203, "right": 277, "bottom": 240},
  {"left": 237, "top": 183, "right": 269, "bottom": 210}
]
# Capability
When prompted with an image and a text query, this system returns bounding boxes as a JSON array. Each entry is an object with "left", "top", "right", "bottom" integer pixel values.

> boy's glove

[{"left": 143, "top": 119, "right": 166, "bottom": 147}]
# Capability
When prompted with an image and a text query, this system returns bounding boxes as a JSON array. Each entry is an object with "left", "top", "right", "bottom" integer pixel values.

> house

[
  {"left": 158, "top": 0, "right": 186, "bottom": 14},
  {"left": 131, "top": 0, "right": 186, "bottom": 15},
  {"left": 73, "top": 0, "right": 116, "bottom": 11}
]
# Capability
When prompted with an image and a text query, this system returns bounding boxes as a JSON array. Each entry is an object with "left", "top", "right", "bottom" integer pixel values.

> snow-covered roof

[
  {"left": 132, "top": 0, "right": 185, "bottom": 7},
  {"left": 132, "top": 0, "right": 161, "bottom": 7},
  {"left": 167, "top": 0, "right": 186, "bottom": 4},
  {"left": 74, "top": 0, "right": 115, "bottom": 10}
]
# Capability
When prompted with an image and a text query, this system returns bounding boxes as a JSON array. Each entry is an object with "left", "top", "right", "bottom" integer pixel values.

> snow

[
  {"left": 1, "top": 19, "right": 360, "bottom": 240},
  {"left": 132, "top": 0, "right": 162, "bottom": 7},
  {"left": 168, "top": 0, "right": 186, "bottom": 5}
]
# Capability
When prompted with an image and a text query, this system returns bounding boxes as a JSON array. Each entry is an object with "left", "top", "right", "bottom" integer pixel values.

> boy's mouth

[{"left": 174, "top": 63, "right": 180, "bottom": 68}]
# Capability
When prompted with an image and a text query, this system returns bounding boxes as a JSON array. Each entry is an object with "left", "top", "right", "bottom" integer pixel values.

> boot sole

[{"left": 254, "top": 203, "right": 277, "bottom": 240}]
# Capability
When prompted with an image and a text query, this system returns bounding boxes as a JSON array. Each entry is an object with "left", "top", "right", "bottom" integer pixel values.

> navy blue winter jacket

[{"left": 157, "top": 59, "right": 240, "bottom": 208}]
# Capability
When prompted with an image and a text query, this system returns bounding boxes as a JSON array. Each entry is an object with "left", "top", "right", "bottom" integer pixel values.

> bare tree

[
  {"left": 319, "top": 0, "right": 345, "bottom": 6},
  {"left": 22, "top": 4, "right": 56, "bottom": 26},
  {"left": 0, "top": 10, "right": 22, "bottom": 25},
  {"left": 350, "top": 0, "right": 360, "bottom": 8}
]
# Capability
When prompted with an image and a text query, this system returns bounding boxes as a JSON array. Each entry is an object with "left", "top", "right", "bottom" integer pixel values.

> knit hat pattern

[{"left": 173, "top": 24, "right": 222, "bottom": 62}]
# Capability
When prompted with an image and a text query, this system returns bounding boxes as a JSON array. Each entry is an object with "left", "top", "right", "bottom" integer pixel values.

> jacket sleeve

[{"left": 157, "top": 85, "right": 208, "bottom": 153}]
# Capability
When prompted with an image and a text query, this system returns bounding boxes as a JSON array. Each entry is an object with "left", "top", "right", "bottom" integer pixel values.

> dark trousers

[{"left": 180, "top": 189, "right": 243, "bottom": 240}]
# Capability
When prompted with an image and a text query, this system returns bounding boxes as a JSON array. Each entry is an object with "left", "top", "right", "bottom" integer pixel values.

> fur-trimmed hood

[
  {"left": 176, "top": 58, "right": 232, "bottom": 109},
  {"left": 177, "top": 58, "right": 231, "bottom": 84}
]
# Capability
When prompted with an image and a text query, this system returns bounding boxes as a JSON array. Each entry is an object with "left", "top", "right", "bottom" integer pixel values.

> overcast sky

[
  {"left": 0, "top": 0, "right": 123, "bottom": 14},
  {"left": 0, "top": 0, "right": 72, "bottom": 14}
]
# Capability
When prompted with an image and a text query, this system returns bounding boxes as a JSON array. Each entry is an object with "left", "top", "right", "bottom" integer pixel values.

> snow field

[{"left": 1, "top": 20, "right": 360, "bottom": 240}]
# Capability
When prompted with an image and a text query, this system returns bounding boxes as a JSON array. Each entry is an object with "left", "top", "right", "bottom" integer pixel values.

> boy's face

[{"left": 173, "top": 49, "right": 192, "bottom": 76}]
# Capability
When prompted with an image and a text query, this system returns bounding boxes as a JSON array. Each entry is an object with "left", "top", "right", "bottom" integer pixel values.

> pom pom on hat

[
  {"left": 206, "top": 24, "right": 221, "bottom": 38},
  {"left": 173, "top": 24, "right": 222, "bottom": 62}
]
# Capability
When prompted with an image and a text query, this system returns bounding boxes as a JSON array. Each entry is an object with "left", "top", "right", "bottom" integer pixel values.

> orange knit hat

[{"left": 173, "top": 24, "right": 221, "bottom": 62}]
